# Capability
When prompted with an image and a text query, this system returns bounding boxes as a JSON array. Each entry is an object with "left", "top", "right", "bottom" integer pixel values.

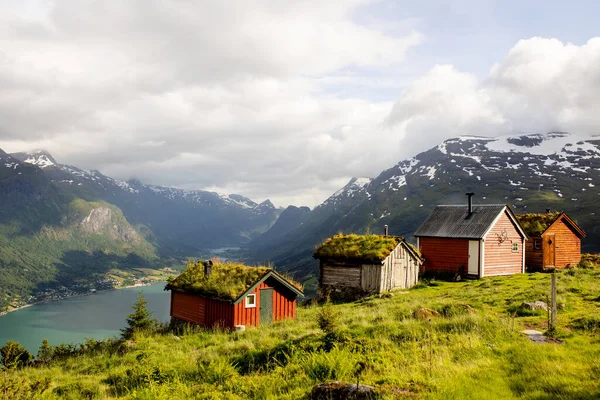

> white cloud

[
  {"left": 0, "top": 0, "right": 420, "bottom": 206},
  {"left": 3, "top": 1, "right": 600, "bottom": 209},
  {"left": 387, "top": 37, "right": 600, "bottom": 157}
]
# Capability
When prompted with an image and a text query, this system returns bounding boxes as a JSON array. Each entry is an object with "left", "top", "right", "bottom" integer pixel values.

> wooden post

[{"left": 550, "top": 271, "right": 557, "bottom": 328}]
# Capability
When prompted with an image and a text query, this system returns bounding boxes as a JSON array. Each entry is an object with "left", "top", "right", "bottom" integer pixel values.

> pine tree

[
  {"left": 37, "top": 339, "right": 54, "bottom": 364},
  {"left": 121, "top": 292, "right": 154, "bottom": 339}
]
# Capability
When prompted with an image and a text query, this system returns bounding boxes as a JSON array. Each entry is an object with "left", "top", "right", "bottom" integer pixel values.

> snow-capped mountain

[
  {"left": 250, "top": 132, "right": 600, "bottom": 276},
  {"left": 318, "top": 177, "right": 373, "bottom": 208},
  {"left": 379, "top": 132, "right": 600, "bottom": 199},
  {"left": 12, "top": 150, "right": 57, "bottom": 169},
  {"left": 7, "top": 150, "right": 281, "bottom": 250}
]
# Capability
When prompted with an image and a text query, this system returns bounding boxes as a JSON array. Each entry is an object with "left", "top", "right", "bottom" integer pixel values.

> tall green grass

[{"left": 3, "top": 265, "right": 600, "bottom": 399}]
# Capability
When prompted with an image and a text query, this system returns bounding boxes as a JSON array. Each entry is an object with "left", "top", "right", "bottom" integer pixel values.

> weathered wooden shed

[
  {"left": 165, "top": 261, "right": 303, "bottom": 329},
  {"left": 313, "top": 234, "right": 423, "bottom": 299},
  {"left": 515, "top": 212, "right": 586, "bottom": 270},
  {"left": 414, "top": 194, "right": 528, "bottom": 278}
]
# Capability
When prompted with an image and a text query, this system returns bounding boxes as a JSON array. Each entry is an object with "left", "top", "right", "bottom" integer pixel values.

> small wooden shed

[
  {"left": 515, "top": 212, "right": 586, "bottom": 270},
  {"left": 313, "top": 234, "right": 423, "bottom": 299},
  {"left": 414, "top": 194, "right": 528, "bottom": 278},
  {"left": 165, "top": 261, "right": 303, "bottom": 328}
]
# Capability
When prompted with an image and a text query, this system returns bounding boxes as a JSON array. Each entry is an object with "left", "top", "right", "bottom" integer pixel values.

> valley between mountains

[{"left": 1, "top": 131, "right": 600, "bottom": 309}]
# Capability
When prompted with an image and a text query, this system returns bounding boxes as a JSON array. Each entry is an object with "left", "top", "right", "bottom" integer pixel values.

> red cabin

[
  {"left": 516, "top": 212, "right": 586, "bottom": 270},
  {"left": 165, "top": 261, "right": 304, "bottom": 329},
  {"left": 414, "top": 194, "right": 528, "bottom": 278}
]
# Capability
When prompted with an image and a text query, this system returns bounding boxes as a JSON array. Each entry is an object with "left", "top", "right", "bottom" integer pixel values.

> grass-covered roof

[
  {"left": 165, "top": 261, "right": 302, "bottom": 301},
  {"left": 515, "top": 212, "right": 561, "bottom": 236},
  {"left": 313, "top": 234, "right": 402, "bottom": 261}
]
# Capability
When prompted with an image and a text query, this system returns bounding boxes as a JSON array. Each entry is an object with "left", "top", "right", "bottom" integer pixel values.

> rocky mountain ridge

[
  {"left": 249, "top": 132, "right": 600, "bottom": 283},
  {"left": 9, "top": 150, "right": 281, "bottom": 251}
]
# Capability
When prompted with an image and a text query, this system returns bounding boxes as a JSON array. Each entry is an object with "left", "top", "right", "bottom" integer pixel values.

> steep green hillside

[
  {"left": 2, "top": 264, "right": 600, "bottom": 399},
  {"left": 0, "top": 160, "right": 159, "bottom": 312}
]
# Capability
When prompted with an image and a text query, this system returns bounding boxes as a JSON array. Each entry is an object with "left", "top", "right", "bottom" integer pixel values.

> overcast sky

[{"left": 1, "top": 1, "right": 600, "bottom": 207}]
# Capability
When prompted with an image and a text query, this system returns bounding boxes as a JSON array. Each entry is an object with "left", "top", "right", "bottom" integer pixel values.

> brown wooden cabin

[
  {"left": 313, "top": 233, "right": 423, "bottom": 299},
  {"left": 165, "top": 261, "right": 303, "bottom": 329},
  {"left": 414, "top": 194, "right": 528, "bottom": 278},
  {"left": 515, "top": 212, "right": 586, "bottom": 270}
]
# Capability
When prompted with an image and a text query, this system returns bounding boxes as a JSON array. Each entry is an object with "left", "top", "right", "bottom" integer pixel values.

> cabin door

[
  {"left": 544, "top": 234, "right": 556, "bottom": 268},
  {"left": 259, "top": 288, "right": 273, "bottom": 325},
  {"left": 468, "top": 240, "right": 479, "bottom": 276}
]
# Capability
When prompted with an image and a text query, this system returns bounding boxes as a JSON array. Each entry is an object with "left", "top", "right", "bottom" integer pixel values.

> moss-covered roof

[
  {"left": 406, "top": 242, "right": 422, "bottom": 259},
  {"left": 313, "top": 234, "right": 402, "bottom": 261},
  {"left": 515, "top": 212, "right": 561, "bottom": 236},
  {"left": 165, "top": 261, "right": 303, "bottom": 301}
]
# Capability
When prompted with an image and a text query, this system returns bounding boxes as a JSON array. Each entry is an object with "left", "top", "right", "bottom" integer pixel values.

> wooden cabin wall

[
  {"left": 271, "top": 288, "right": 297, "bottom": 323},
  {"left": 171, "top": 292, "right": 233, "bottom": 327},
  {"left": 233, "top": 282, "right": 267, "bottom": 327},
  {"left": 204, "top": 298, "right": 234, "bottom": 328},
  {"left": 545, "top": 219, "right": 582, "bottom": 268},
  {"left": 393, "top": 245, "right": 419, "bottom": 289},
  {"left": 385, "top": 244, "right": 419, "bottom": 291},
  {"left": 321, "top": 261, "right": 361, "bottom": 287},
  {"left": 419, "top": 237, "right": 469, "bottom": 274},
  {"left": 483, "top": 212, "right": 523, "bottom": 276},
  {"left": 361, "top": 264, "right": 381, "bottom": 292},
  {"left": 233, "top": 282, "right": 297, "bottom": 327},
  {"left": 524, "top": 237, "right": 543, "bottom": 270},
  {"left": 171, "top": 291, "right": 203, "bottom": 324}
]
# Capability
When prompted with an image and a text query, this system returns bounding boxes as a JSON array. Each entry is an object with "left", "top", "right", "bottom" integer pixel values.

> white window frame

[
  {"left": 511, "top": 242, "right": 519, "bottom": 253},
  {"left": 245, "top": 293, "right": 256, "bottom": 308}
]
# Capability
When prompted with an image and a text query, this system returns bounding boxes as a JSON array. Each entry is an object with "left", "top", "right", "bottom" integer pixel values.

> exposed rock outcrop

[{"left": 79, "top": 207, "right": 140, "bottom": 244}]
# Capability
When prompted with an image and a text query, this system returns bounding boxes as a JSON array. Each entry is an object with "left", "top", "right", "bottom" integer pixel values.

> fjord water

[{"left": 0, "top": 283, "right": 170, "bottom": 352}]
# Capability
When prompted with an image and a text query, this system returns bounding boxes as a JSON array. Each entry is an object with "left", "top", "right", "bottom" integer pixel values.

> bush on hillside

[{"left": 1, "top": 340, "right": 32, "bottom": 369}]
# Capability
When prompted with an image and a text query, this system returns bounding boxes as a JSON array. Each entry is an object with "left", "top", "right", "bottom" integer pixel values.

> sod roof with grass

[
  {"left": 515, "top": 212, "right": 562, "bottom": 236},
  {"left": 313, "top": 234, "right": 404, "bottom": 262},
  {"left": 165, "top": 261, "right": 303, "bottom": 301}
]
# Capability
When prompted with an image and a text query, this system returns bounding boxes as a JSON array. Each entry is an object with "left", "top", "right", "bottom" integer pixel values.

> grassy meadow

[{"left": 2, "top": 264, "right": 600, "bottom": 399}]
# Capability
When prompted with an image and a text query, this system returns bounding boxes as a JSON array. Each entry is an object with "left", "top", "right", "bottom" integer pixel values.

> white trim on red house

[
  {"left": 522, "top": 237, "right": 525, "bottom": 273},
  {"left": 480, "top": 238, "right": 485, "bottom": 278}
]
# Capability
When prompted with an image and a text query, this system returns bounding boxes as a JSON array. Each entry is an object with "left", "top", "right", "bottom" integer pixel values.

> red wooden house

[
  {"left": 165, "top": 261, "right": 303, "bottom": 329},
  {"left": 414, "top": 194, "right": 528, "bottom": 278},
  {"left": 515, "top": 211, "right": 586, "bottom": 270}
]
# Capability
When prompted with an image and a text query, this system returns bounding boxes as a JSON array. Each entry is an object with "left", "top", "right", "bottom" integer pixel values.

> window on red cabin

[
  {"left": 245, "top": 294, "right": 256, "bottom": 308},
  {"left": 534, "top": 239, "right": 541, "bottom": 250},
  {"left": 511, "top": 242, "right": 519, "bottom": 253}
]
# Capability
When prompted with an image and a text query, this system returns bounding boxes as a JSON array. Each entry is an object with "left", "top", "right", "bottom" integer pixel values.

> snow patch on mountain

[{"left": 320, "top": 177, "right": 373, "bottom": 207}]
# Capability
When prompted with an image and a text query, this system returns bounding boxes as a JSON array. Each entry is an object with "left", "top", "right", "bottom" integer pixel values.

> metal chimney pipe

[
  {"left": 384, "top": 225, "right": 388, "bottom": 236},
  {"left": 204, "top": 260, "right": 213, "bottom": 278},
  {"left": 466, "top": 192, "right": 474, "bottom": 214}
]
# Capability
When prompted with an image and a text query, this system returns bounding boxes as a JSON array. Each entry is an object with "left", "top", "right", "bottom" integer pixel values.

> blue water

[{"left": 0, "top": 283, "right": 170, "bottom": 352}]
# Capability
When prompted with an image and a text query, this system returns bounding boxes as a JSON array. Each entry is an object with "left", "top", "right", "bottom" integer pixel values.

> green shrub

[
  {"left": 197, "top": 358, "right": 238, "bottom": 386},
  {"left": 317, "top": 300, "right": 338, "bottom": 334},
  {"left": 569, "top": 316, "right": 600, "bottom": 333},
  {"left": 302, "top": 347, "right": 357, "bottom": 382},
  {"left": 0, "top": 375, "right": 51, "bottom": 398},
  {"left": 1, "top": 341, "right": 32, "bottom": 369}
]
